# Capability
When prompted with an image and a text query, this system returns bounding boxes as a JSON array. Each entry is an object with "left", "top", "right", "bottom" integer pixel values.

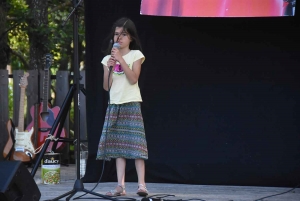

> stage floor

[{"left": 29, "top": 164, "right": 300, "bottom": 201}]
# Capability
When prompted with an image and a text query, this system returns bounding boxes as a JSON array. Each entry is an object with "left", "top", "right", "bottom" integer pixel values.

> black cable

[
  {"left": 148, "top": 194, "right": 206, "bottom": 201},
  {"left": 73, "top": 68, "right": 135, "bottom": 201},
  {"left": 253, "top": 184, "right": 300, "bottom": 201},
  {"left": 146, "top": 184, "right": 300, "bottom": 201},
  {"left": 183, "top": 199, "right": 206, "bottom": 201},
  {"left": 73, "top": 68, "right": 113, "bottom": 200},
  {"left": 147, "top": 194, "right": 175, "bottom": 199}
]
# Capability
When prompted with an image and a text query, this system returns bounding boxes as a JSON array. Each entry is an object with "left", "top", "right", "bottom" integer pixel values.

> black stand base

[{"left": 45, "top": 179, "right": 117, "bottom": 201}]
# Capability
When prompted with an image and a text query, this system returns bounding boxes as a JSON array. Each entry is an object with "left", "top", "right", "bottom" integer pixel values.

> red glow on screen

[{"left": 140, "top": 0, "right": 295, "bottom": 17}]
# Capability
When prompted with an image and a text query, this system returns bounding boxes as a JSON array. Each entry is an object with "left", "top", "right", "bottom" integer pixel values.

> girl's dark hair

[{"left": 103, "top": 17, "right": 142, "bottom": 55}]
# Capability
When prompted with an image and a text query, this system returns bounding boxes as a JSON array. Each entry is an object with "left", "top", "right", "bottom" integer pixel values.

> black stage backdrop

[{"left": 83, "top": 0, "right": 300, "bottom": 187}]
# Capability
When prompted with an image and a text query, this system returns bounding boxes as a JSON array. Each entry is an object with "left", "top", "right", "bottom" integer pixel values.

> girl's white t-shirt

[{"left": 101, "top": 50, "right": 145, "bottom": 104}]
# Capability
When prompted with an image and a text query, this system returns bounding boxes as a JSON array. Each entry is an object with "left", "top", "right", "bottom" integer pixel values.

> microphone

[
  {"left": 113, "top": 42, "right": 121, "bottom": 49},
  {"left": 109, "top": 42, "right": 120, "bottom": 71}
]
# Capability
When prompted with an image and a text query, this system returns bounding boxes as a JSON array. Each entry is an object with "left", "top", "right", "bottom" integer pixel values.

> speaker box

[{"left": 0, "top": 161, "right": 41, "bottom": 201}]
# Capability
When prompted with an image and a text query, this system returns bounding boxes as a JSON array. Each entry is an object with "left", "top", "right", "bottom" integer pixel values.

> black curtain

[{"left": 83, "top": 0, "right": 300, "bottom": 187}]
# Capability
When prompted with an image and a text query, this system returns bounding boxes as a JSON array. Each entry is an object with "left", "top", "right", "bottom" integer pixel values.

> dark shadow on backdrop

[{"left": 83, "top": 0, "right": 300, "bottom": 187}]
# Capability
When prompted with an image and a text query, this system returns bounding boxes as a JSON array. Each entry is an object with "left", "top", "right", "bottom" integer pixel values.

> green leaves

[{"left": 7, "top": 0, "right": 85, "bottom": 70}]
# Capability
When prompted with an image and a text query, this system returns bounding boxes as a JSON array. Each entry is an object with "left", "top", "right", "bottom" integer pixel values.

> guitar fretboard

[
  {"left": 42, "top": 69, "right": 49, "bottom": 112},
  {"left": 18, "top": 87, "right": 26, "bottom": 132},
  {"left": 17, "top": 72, "right": 29, "bottom": 132}
]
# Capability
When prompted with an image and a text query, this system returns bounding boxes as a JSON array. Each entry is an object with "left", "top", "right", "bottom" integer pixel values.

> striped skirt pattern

[{"left": 96, "top": 102, "right": 148, "bottom": 160}]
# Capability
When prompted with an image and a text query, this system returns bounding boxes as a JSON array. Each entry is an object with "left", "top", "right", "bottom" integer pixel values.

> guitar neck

[
  {"left": 42, "top": 69, "right": 49, "bottom": 110},
  {"left": 18, "top": 87, "right": 26, "bottom": 132}
]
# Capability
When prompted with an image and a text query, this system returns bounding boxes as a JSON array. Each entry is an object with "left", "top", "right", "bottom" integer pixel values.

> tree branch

[
  {"left": 6, "top": 16, "right": 19, "bottom": 20},
  {"left": 10, "top": 49, "right": 29, "bottom": 69}
]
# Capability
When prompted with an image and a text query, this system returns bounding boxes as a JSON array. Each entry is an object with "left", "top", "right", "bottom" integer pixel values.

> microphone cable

[
  {"left": 73, "top": 66, "right": 135, "bottom": 201},
  {"left": 253, "top": 183, "right": 300, "bottom": 201},
  {"left": 145, "top": 194, "right": 205, "bottom": 201},
  {"left": 72, "top": 66, "right": 113, "bottom": 200}
]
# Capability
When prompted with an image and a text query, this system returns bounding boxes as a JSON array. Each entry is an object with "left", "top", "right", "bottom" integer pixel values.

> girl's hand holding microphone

[
  {"left": 107, "top": 56, "right": 116, "bottom": 71},
  {"left": 111, "top": 46, "right": 122, "bottom": 62}
]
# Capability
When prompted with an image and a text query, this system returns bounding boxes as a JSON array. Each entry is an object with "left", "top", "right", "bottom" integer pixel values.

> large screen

[{"left": 140, "top": 0, "right": 296, "bottom": 17}]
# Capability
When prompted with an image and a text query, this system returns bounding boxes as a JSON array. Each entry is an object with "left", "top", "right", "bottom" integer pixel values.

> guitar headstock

[
  {"left": 19, "top": 72, "right": 29, "bottom": 89},
  {"left": 43, "top": 53, "right": 53, "bottom": 70}
]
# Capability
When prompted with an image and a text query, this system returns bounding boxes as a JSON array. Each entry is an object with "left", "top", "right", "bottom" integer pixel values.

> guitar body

[
  {"left": 12, "top": 127, "right": 35, "bottom": 162},
  {"left": 3, "top": 72, "right": 36, "bottom": 162},
  {"left": 26, "top": 102, "right": 66, "bottom": 152},
  {"left": 3, "top": 119, "right": 36, "bottom": 162},
  {"left": 3, "top": 119, "right": 15, "bottom": 159}
]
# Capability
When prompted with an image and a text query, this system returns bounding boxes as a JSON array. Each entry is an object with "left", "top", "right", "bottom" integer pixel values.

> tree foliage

[
  {"left": 0, "top": 0, "right": 85, "bottom": 139},
  {"left": 4, "top": 0, "right": 85, "bottom": 71}
]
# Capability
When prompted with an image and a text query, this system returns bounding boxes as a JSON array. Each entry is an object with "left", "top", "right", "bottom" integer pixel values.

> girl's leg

[
  {"left": 135, "top": 159, "right": 145, "bottom": 185},
  {"left": 116, "top": 158, "right": 126, "bottom": 186},
  {"left": 135, "top": 159, "right": 148, "bottom": 196},
  {"left": 106, "top": 158, "right": 126, "bottom": 196}
]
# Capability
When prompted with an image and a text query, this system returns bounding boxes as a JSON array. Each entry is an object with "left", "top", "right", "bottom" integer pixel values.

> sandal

[
  {"left": 137, "top": 184, "right": 148, "bottom": 196},
  {"left": 106, "top": 184, "right": 126, "bottom": 196}
]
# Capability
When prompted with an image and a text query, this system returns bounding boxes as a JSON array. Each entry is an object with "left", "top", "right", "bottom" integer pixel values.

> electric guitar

[
  {"left": 26, "top": 53, "right": 66, "bottom": 152},
  {"left": 3, "top": 72, "right": 36, "bottom": 162}
]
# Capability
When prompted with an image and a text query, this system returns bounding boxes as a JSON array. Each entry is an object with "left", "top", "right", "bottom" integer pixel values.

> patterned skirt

[{"left": 96, "top": 102, "right": 148, "bottom": 160}]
